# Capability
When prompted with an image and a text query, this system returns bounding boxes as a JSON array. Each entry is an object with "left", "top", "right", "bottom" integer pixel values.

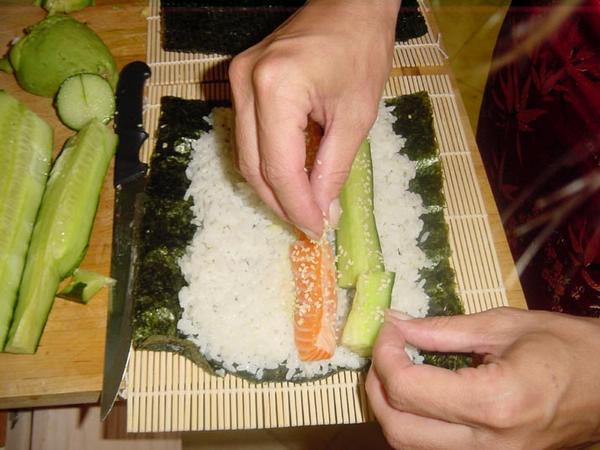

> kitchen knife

[{"left": 101, "top": 61, "right": 151, "bottom": 421}]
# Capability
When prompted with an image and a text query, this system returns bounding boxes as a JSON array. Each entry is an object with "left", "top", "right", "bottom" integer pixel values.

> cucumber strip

[
  {"left": 55, "top": 73, "right": 115, "bottom": 131},
  {"left": 57, "top": 269, "right": 115, "bottom": 304},
  {"left": 335, "top": 139, "right": 384, "bottom": 288},
  {"left": 341, "top": 271, "right": 395, "bottom": 357},
  {"left": 0, "top": 91, "right": 53, "bottom": 351},
  {"left": 5, "top": 120, "right": 117, "bottom": 354}
]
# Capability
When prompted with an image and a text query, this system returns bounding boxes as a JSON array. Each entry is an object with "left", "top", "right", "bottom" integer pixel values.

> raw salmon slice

[{"left": 290, "top": 235, "right": 338, "bottom": 361}]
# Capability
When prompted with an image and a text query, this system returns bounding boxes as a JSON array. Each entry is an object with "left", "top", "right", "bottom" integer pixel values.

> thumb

[
  {"left": 384, "top": 308, "right": 526, "bottom": 356},
  {"left": 310, "top": 117, "right": 368, "bottom": 227}
]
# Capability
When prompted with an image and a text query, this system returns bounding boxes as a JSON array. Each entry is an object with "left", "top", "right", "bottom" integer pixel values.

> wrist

[
  {"left": 304, "top": 0, "right": 401, "bottom": 35},
  {"left": 307, "top": 0, "right": 402, "bottom": 18}
]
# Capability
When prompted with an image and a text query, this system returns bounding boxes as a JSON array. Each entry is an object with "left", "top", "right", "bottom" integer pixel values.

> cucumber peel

[
  {"left": 4, "top": 120, "right": 117, "bottom": 354},
  {"left": 341, "top": 272, "right": 395, "bottom": 357},
  {"left": 36, "top": 0, "right": 95, "bottom": 14},
  {"left": 336, "top": 139, "right": 384, "bottom": 288},
  {"left": 8, "top": 15, "right": 117, "bottom": 97},
  {"left": 57, "top": 269, "right": 115, "bottom": 304},
  {"left": 0, "top": 91, "right": 53, "bottom": 351},
  {"left": 55, "top": 73, "right": 115, "bottom": 130}
]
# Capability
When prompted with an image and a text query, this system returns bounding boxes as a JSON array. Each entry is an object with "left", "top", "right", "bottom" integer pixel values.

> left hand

[{"left": 366, "top": 307, "right": 600, "bottom": 449}]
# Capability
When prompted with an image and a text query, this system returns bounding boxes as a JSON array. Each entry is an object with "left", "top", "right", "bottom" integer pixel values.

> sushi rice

[{"left": 178, "top": 104, "right": 430, "bottom": 380}]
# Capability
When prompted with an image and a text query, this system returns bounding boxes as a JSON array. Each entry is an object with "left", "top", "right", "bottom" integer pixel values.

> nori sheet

[
  {"left": 161, "top": 0, "right": 428, "bottom": 54},
  {"left": 132, "top": 92, "right": 470, "bottom": 383}
]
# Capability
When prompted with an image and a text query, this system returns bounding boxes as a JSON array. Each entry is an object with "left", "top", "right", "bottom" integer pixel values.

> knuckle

[
  {"left": 228, "top": 52, "right": 252, "bottom": 86},
  {"left": 488, "top": 306, "right": 522, "bottom": 323},
  {"left": 260, "top": 160, "right": 289, "bottom": 186},
  {"left": 381, "top": 375, "right": 407, "bottom": 410},
  {"left": 251, "top": 55, "right": 294, "bottom": 94}
]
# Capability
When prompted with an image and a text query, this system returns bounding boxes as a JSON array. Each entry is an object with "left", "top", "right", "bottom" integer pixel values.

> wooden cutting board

[{"left": 0, "top": 0, "right": 146, "bottom": 409}]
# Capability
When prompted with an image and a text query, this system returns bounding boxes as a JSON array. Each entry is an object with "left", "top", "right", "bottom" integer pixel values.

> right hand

[
  {"left": 229, "top": 0, "right": 400, "bottom": 239},
  {"left": 367, "top": 307, "right": 600, "bottom": 449}
]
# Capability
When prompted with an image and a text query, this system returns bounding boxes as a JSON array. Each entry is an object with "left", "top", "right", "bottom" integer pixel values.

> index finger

[
  {"left": 253, "top": 69, "right": 325, "bottom": 238},
  {"left": 372, "top": 315, "right": 503, "bottom": 428}
]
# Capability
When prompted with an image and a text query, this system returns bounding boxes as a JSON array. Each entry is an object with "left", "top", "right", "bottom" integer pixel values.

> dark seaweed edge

[
  {"left": 132, "top": 97, "right": 228, "bottom": 361},
  {"left": 386, "top": 92, "right": 471, "bottom": 370},
  {"left": 160, "top": 0, "right": 428, "bottom": 54}
]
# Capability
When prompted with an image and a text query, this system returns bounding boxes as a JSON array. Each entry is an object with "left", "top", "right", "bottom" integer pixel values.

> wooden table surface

[
  {"left": 0, "top": 0, "right": 147, "bottom": 410},
  {"left": 0, "top": 0, "right": 526, "bottom": 411}
]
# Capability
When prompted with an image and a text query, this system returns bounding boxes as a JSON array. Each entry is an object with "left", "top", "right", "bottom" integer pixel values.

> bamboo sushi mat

[
  {"left": 145, "top": 0, "right": 446, "bottom": 85},
  {"left": 126, "top": 1, "right": 507, "bottom": 432},
  {"left": 127, "top": 78, "right": 510, "bottom": 433}
]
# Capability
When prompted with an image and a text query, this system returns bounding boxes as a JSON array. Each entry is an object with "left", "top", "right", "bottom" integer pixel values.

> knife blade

[{"left": 101, "top": 61, "right": 151, "bottom": 420}]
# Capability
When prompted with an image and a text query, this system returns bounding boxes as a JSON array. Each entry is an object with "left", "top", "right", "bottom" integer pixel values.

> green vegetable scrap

[
  {"left": 8, "top": 15, "right": 117, "bottom": 97},
  {"left": 34, "top": 0, "right": 95, "bottom": 14},
  {"left": 57, "top": 269, "right": 115, "bottom": 304},
  {"left": 0, "top": 57, "right": 13, "bottom": 74}
]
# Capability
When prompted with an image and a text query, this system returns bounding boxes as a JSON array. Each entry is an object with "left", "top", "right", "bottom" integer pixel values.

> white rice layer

[{"left": 178, "top": 104, "right": 430, "bottom": 380}]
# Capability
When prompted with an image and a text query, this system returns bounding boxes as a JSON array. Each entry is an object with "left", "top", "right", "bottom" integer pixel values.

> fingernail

[
  {"left": 385, "top": 309, "right": 415, "bottom": 321},
  {"left": 298, "top": 225, "right": 320, "bottom": 242},
  {"left": 328, "top": 198, "right": 342, "bottom": 229}
]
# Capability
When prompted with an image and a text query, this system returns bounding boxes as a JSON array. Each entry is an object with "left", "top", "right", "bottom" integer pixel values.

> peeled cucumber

[
  {"left": 0, "top": 91, "right": 53, "bottom": 351},
  {"left": 341, "top": 271, "right": 395, "bottom": 357},
  {"left": 56, "top": 73, "right": 116, "bottom": 130},
  {"left": 4, "top": 120, "right": 117, "bottom": 354},
  {"left": 336, "top": 139, "right": 384, "bottom": 288}
]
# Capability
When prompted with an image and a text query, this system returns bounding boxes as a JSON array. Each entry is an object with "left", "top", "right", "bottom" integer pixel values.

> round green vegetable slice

[
  {"left": 55, "top": 73, "right": 116, "bottom": 130},
  {"left": 9, "top": 15, "right": 118, "bottom": 97}
]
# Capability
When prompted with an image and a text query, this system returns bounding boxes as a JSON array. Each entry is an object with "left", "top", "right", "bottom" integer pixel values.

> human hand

[
  {"left": 367, "top": 307, "right": 600, "bottom": 449},
  {"left": 229, "top": 0, "right": 400, "bottom": 239}
]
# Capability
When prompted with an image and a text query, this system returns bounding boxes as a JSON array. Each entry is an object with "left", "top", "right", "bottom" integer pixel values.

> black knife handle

[{"left": 114, "top": 61, "right": 151, "bottom": 187}]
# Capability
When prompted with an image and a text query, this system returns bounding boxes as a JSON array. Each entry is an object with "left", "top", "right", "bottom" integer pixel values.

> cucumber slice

[
  {"left": 336, "top": 139, "right": 385, "bottom": 288},
  {"left": 341, "top": 271, "right": 395, "bottom": 357},
  {"left": 57, "top": 269, "right": 115, "bottom": 304},
  {"left": 5, "top": 120, "right": 117, "bottom": 354},
  {"left": 55, "top": 73, "right": 115, "bottom": 131},
  {"left": 0, "top": 91, "right": 53, "bottom": 351}
]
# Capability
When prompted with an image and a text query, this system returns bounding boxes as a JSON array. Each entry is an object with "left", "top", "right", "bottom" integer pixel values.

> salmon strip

[
  {"left": 304, "top": 118, "right": 323, "bottom": 176},
  {"left": 290, "top": 235, "right": 338, "bottom": 361},
  {"left": 289, "top": 119, "right": 337, "bottom": 361}
]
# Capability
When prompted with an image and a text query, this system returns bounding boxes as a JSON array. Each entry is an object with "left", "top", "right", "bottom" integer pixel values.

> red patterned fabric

[{"left": 476, "top": 0, "right": 600, "bottom": 315}]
